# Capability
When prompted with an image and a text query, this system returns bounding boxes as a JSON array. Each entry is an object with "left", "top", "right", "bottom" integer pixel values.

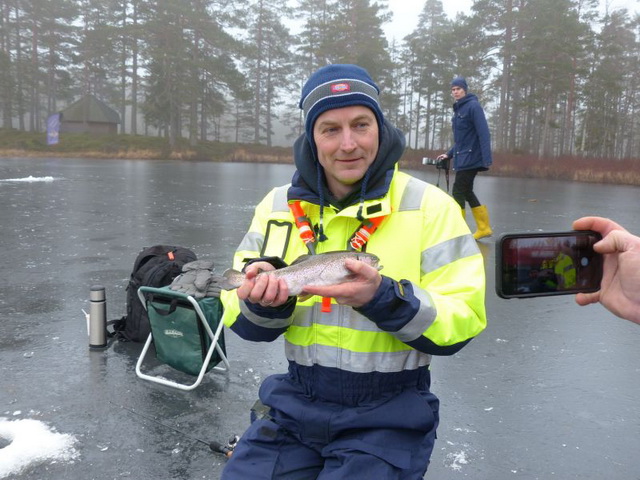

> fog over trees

[{"left": 1, "top": 0, "right": 638, "bottom": 158}]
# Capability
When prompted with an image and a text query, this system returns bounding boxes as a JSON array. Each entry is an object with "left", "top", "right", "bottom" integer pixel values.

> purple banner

[{"left": 46, "top": 113, "right": 61, "bottom": 145}]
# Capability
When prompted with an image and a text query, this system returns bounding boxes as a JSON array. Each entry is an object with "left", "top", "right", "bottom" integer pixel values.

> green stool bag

[{"left": 147, "top": 289, "right": 225, "bottom": 376}]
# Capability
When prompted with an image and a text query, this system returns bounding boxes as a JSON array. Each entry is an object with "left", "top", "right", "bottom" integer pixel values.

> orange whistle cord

[
  {"left": 167, "top": 251, "right": 175, "bottom": 261},
  {"left": 349, "top": 215, "right": 387, "bottom": 251},
  {"left": 321, "top": 296, "right": 332, "bottom": 313},
  {"left": 289, "top": 201, "right": 316, "bottom": 254}
]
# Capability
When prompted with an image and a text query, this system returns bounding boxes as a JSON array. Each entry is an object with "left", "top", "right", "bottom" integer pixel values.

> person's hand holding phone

[{"left": 573, "top": 216, "right": 640, "bottom": 324}]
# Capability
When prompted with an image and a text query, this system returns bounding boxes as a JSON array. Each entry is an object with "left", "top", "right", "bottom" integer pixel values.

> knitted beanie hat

[
  {"left": 299, "top": 64, "right": 384, "bottom": 150},
  {"left": 451, "top": 76, "right": 468, "bottom": 92}
]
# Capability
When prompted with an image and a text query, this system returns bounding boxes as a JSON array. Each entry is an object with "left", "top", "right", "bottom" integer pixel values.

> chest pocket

[
  {"left": 453, "top": 112, "right": 471, "bottom": 129},
  {"left": 260, "top": 220, "right": 293, "bottom": 259}
]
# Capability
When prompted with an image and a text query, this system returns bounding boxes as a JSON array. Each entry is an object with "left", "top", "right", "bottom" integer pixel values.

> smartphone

[{"left": 496, "top": 231, "right": 603, "bottom": 299}]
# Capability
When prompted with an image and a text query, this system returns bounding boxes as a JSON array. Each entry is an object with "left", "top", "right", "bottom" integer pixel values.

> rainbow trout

[{"left": 219, "top": 251, "right": 382, "bottom": 296}]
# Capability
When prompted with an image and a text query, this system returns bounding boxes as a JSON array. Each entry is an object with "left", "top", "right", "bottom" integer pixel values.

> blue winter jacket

[{"left": 446, "top": 93, "right": 492, "bottom": 171}]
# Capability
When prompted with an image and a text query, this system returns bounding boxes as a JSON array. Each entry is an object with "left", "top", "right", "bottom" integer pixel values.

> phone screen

[{"left": 496, "top": 231, "right": 603, "bottom": 299}]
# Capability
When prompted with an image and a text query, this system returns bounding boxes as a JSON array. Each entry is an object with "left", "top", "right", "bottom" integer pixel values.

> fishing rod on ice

[{"left": 110, "top": 401, "right": 238, "bottom": 458}]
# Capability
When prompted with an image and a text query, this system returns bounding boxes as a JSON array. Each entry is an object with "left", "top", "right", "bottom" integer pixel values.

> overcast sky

[
  {"left": 384, "top": 0, "right": 471, "bottom": 41},
  {"left": 383, "top": 0, "right": 471, "bottom": 43}
]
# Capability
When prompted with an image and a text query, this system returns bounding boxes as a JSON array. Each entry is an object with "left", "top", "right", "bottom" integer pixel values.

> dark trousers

[
  {"left": 452, "top": 168, "right": 481, "bottom": 209},
  {"left": 221, "top": 373, "right": 439, "bottom": 480}
]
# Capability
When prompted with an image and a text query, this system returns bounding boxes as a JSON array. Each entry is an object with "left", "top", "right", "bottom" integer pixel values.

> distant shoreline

[{"left": 1, "top": 147, "right": 639, "bottom": 187}]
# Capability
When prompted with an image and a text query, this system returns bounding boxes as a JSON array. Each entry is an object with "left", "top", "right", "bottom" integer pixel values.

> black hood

[{"left": 288, "top": 119, "right": 406, "bottom": 209}]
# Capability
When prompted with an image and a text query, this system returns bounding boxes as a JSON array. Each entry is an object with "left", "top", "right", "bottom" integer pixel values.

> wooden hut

[{"left": 60, "top": 95, "right": 120, "bottom": 135}]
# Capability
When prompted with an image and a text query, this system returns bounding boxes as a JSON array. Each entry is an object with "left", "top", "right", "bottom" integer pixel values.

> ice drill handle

[{"left": 89, "top": 285, "right": 107, "bottom": 349}]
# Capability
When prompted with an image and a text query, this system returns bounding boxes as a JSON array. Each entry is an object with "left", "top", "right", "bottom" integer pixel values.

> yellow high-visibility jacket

[
  {"left": 222, "top": 168, "right": 486, "bottom": 393},
  {"left": 554, "top": 252, "right": 577, "bottom": 288}
]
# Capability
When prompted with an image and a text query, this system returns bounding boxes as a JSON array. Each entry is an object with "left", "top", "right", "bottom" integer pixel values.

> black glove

[{"left": 170, "top": 260, "right": 221, "bottom": 298}]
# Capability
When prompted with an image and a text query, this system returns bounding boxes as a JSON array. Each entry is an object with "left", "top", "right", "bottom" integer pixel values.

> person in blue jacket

[{"left": 438, "top": 76, "right": 493, "bottom": 239}]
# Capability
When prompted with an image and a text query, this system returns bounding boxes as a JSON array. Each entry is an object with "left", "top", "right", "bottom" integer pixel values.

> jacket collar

[{"left": 453, "top": 93, "right": 478, "bottom": 110}]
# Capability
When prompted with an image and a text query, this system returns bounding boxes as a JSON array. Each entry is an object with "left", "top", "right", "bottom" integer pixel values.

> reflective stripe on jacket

[{"left": 221, "top": 169, "right": 487, "bottom": 389}]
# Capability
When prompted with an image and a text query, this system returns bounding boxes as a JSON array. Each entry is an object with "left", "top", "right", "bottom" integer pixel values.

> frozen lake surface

[{"left": 0, "top": 157, "right": 639, "bottom": 479}]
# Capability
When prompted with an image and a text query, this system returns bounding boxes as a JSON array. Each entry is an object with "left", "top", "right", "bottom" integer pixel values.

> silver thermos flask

[{"left": 89, "top": 285, "right": 107, "bottom": 349}]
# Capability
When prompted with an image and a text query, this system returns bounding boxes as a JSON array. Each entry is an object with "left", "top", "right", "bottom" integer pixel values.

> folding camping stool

[{"left": 135, "top": 286, "right": 230, "bottom": 391}]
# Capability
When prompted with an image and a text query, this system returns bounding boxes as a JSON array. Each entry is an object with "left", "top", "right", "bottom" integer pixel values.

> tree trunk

[
  {"left": 253, "top": 0, "right": 264, "bottom": 144},
  {"left": 130, "top": 0, "right": 139, "bottom": 135},
  {"left": 30, "top": 24, "right": 39, "bottom": 132}
]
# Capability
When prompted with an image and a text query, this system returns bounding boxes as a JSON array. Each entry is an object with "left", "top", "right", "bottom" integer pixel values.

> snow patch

[
  {"left": 0, "top": 176, "right": 56, "bottom": 183},
  {"left": 0, "top": 417, "right": 78, "bottom": 478},
  {"left": 446, "top": 450, "right": 469, "bottom": 471}
]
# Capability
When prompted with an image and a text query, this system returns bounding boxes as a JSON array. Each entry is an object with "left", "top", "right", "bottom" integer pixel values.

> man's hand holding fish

[
  {"left": 300, "top": 257, "right": 382, "bottom": 308},
  {"left": 236, "top": 261, "right": 290, "bottom": 308}
]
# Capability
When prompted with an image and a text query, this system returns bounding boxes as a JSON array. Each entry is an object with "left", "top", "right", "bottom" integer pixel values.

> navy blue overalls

[{"left": 221, "top": 364, "right": 439, "bottom": 480}]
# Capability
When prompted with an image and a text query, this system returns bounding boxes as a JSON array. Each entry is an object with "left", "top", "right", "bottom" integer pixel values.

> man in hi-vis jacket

[{"left": 221, "top": 64, "right": 487, "bottom": 480}]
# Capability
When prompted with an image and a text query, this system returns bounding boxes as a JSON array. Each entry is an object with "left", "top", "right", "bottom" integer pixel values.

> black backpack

[{"left": 112, "top": 245, "right": 197, "bottom": 342}]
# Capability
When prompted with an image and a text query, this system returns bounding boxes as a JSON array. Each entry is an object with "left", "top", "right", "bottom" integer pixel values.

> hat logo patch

[{"left": 331, "top": 82, "right": 351, "bottom": 93}]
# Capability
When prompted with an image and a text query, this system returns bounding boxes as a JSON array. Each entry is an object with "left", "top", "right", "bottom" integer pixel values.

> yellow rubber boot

[{"left": 471, "top": 205, "right": 493, "bottom": 240}]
